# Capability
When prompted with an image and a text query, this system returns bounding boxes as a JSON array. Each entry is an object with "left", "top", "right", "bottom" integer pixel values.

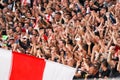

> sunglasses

[{"left": 23, "top": 38, "right": 27, "bottom": 40}]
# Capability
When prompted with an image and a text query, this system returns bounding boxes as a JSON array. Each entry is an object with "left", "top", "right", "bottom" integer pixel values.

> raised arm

[
  {"left": 117, "top": 51, "right": 120, "bottom": 72},
  {"left": 112, "top": 31, "right": 117, "bottom": 45},
  {"left": 107, "top": 46, "right": 116, "bottom": 67}
]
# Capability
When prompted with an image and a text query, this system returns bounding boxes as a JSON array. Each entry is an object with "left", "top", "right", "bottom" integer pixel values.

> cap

[{"left": 21, "top": 28, "right": 26, "bottom": 33}]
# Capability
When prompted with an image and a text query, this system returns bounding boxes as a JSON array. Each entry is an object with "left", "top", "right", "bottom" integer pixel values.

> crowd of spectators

[{"left": 0, "top": 0, "right": 120, "bottom": 79}]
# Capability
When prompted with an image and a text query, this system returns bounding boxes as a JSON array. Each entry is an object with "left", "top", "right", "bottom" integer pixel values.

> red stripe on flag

[{"left": 10, "top": 52, "right": 46, "bottom": 80}]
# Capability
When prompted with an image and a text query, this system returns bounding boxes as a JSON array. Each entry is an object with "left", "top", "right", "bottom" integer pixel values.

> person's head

[
  {"left": 20, "top": 7, "right": 27, "bottom": 14},
  {"left": 26, "top": 12, "right": 31, "bottom": 18},
  {"left": 89, "top": 0, "right": 94, "bottom": 6},
  {"left": 64, "top": 13, "right": 72, "bottom": 22},
  {"left": 51, "top": 46, "right": 57, "bottom": 54},
  {"left": 98, "top": 0, "right": 104, "bottom": 4},
  {"left": 116, "top": 37, "right": 120, "bottom": 46},
  {"left": 81, "top": 7, "right": 86, "bottom": 15},
  {"left": 80, "top": 19, "right": 86, "bottom": 27},
  {"left": 71, "top": 10, "right": 77, "bottom": 17},
  {"left": 32, "top": 29, "right": 39, "bottom": 36},
  {"left": 8, "top": 28, "right": 14, "bottom": 34},
  {"left": 43, "top": 2, "right": 48, "bottom": 8},
  {"left": 15, "top": 27, "right": 21, "bottom": 33},
  {"left": 56, "top": 0, "right": 61, "bottom": 4},
  {"left": 3, "top": 7, "right": 9, "bottom": 14},
  {"left": 58, "top": 40, "right": 65, "bottom": 48},
  {"left": 55, "top": 5, "right": 61, "bottom": 11},
  {"left": 14, "top": 22, "right": 18, "bottom": 27},
  {"left": 59, "top": 49, "right": 65, "bottom": 54},
  {"left": 26, "top": 46, "right": 32, "bottom": 54},
  {"left": 85, "top": 57, "right": 91, "bottom": 64},
  {"left": 39, "top": 29, "right": 44, "bottom": 35},
  {"left": 43, "top": 0, "right": 48, "bottom": 3},
  {"left": 77, "top": 12, "right": 82, "bottom": 18},
  {"left": 101, "top": 60, "right": 108, "bottom": 70},
  {"left": 21, "top": 36, "right": 28, "bottom": 43},
  {"left": 66, "top": 58, "right": 75, "bottom": 67},
  {"left": 24, "top": 23, "right": 29, "bottom": 29},
  {"left": 55, "top": 12, "right": 62, "bottom": 20},
  {"left": 84, "top": 13, "right": 90, "bottom": 20},
  {"left": 46, "top": 7, "right": 54, "bottom": 15},
  {"left": 9, "top": 37, "right": 15, "bottom": 44},
  {"left": 63, "top": 2, "right": 69, "bottom": 8},
  {"left": 28, "top": 27, "right": 33, "bottom": 32},
  {"left": 109, "top": 45, "right": 116, "bottom": 54},
  {"left": 21, "top": 28, "right": 26, "bottom": 35},
  {"left": 85, "top": 0, "right": 89, "bottom": 7},
  {"left": 100, "top": 7, "right": 107, "bottom": 15},
  {"left": 89, "top": 64, "right": 99, "bottom": 75},
  {"left": 18, "top": 22, "right": 23, "bottom": 27},
  {"left": 105, "top": 0, "right": 111, "bottom": 3},
  {"left": 66, "top": 43, "right": 73, "bottom": 51},
  {"left": 72, "top": 14, "right": 77, "bottom": 21}
]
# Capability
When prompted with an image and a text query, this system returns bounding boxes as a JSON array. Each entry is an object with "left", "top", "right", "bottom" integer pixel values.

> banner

[{"left": 0, "top": 48, "right": 76, "bottom": 80}]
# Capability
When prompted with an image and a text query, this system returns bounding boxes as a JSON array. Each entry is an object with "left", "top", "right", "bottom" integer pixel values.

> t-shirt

[
  {"left": 87, "top": 71, "right": 99, "bottom": 79},
  {"left": 19, "top": 39, "right": 30, "bottom": 50},
  {"left": 0, "top": 4, "right": 4, "bottom": 9},
  {"left": 109, "top": 63, "right": 120, "bottom": 78},
  {"left": 114, "top": 45, "right": 120, "bottom": 57},
  {"left": 45, "top": 14, "right": 53, "bottom": 23},
  {"left": 3, "top": 0, "right": 8, "bottom": 3},
  {"left": 101, "top": 69, "right": 110, "bottom": 78}
]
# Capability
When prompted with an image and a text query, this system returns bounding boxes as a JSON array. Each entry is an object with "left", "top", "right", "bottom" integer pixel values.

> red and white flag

[
  {"left": 21, "top": 0, "right": 31, "bottom": 6},
  {"left": 0, "top": 48, "right": 76, "bottom": 80}
]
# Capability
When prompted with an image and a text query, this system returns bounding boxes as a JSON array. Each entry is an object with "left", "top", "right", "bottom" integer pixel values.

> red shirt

[
  {"left": 114, "top": 45, "right": 120, "bottom": 57},
  {"left": 43, "top": 34, "right": 48, "bottom": 41}
]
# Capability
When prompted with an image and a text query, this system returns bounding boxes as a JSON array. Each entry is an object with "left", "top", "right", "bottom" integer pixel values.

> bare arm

[
  {"left": 87, "top": 43, "right": 91, "bottom": 56},
  {"left": 85, "top": 32, "right": 91, "bottom": 55},
  {"left": 117, "top": 52, "right": 120, "bottom": 72},
  {"left": 91, "top": 49, "right": 95, "bottom": 63},
  {"left": 38, "top": 8, "right": 46, "bottom": 18},
  {"left": 112, "top": 32, "right": 117, "bottom": 45},
  {"left": 107, "top": 46, "right": 115, "bottom": 67},
  {"left": 105, "top": 37, "right": 113, "bottom": 53},
  {"left": 117, "top": 61, "right": 120, "bottom": 72}
]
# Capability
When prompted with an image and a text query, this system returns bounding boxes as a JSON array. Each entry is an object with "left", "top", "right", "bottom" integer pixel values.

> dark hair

[
  {"left": 56, "top": 5, "right": 61, "bottom": 8},
  {"left": 91, "top": 63, "right": 100, "bottom": 70},
  {"left": 72, "top": 10, "right": 77, "bottom": 15},
  {"left": 101, "top": 59, "right": 108, "bottom": 67},
  {"left": 111, "top": 43, "right": 115, "bottom": 46},
  {"left": 102, "top": 7, "right": 108, "bottom": 12},
  {"left": 55, "top": 12, "right": 61, "bottom": 15},
  {"left": 112, "top": 57, "right": 119, "bottom": 61}
]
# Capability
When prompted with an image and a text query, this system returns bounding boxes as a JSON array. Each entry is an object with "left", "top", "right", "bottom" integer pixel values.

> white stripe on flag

[
  {"left": 0, "top": 49, "right": 12, "bottom": 80},
  {"left": 43, "top": 60, "right": 76, "bottom": 80}
]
